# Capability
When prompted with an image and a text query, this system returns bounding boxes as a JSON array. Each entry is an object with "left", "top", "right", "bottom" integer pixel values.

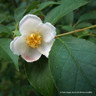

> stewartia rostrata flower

[{"left": 10, "top": 14, "right": 56, "bottom": 62}]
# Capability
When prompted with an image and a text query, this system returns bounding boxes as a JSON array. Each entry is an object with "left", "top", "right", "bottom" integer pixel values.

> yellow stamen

[{"left": 26, "top": 32, "right": 42, "bottom": 48}]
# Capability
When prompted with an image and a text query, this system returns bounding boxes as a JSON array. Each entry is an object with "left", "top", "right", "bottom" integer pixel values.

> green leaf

[
  {"left": 13, "top": 30, "right": 21, "bottom": 36},
  {"left": 49, "top": 36, "right": 96, "bottom": 96},
  {"left": 37, "top": 1, "right": 59, "bottom": 12},
  {"left": 25, "top": 1, "right": 39, "bottom": 14},
  {"left": 0, "top": 14, "right": 6, "bottom": 23},
  {"left": 89, "top": 36, "right": 96, "bottom": 44},
  {"left": 77, "top": 11, "right": 96, "bottom": 24},
  {"left": 61, "top": 12, "right": 74, "bottom": 25},
  {"left": 45, "top": 0, "right": 88, "bottom": 25},
  {"left": 29, "top": 1, "right": 59, "bottom": 14},
  {"left": 0, "top": 24, "right": 11, "bottom": 34},
  {"left": 14, "top": 1, "right": 39, "bottom": 22},
  {"left": 61, "top": 25, "right": 75, "bottom": 31},
  {"left": 76, "top": 22, "right": 92, "bottom": 29},
  {"left": 0, "top": 38, "right": 19, "bottom": 71},
  {"left": 0, "top": 61, "right": 8, "bottom": 73},
  {"left": 25, "top": 56, "right": 54, "bottom": 96},
  {"left": 14, "top": 6, "right": 25, "bottom": 22}
]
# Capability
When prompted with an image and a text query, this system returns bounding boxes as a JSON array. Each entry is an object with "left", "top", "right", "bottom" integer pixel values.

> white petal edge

[
  {"left": 38, "top": 22, "right": 56, "bottom": 43},
  {"left": 21, "top": 48, "right": 42, "bottom": 62},
  {"left": 10, "top": 36, "right": 28, "bottom": 55},
  {"left": 10, "top": 37, "right": 19, "bottom": 55},
  {"left": 19, "top": 14, "right": 42, "bottom": 35},
  {"left": 45, "top": 22, "right": 56, "bottom": 34},
  {"left": 37, "top": 39, "right": 55, "bottom": 57}
]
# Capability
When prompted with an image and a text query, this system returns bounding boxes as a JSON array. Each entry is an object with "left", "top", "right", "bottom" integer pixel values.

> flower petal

[
  {"left": 21, "top": 48, "right": 41, "bottom": 62},
  {"left": 37, "top": 39, "right": 55, "bottom": 57},
  {"left": 19, "top": 14, "right": 42, "bottom": 35},
  {"left": 38, "top": 22, "right": 56, "bottom": 42},
  {"left": 10, "top": 37, "right": 19, "bottom": 55},
  {"left": 10, "top": 36, "right": 27, "bottom": 55}
]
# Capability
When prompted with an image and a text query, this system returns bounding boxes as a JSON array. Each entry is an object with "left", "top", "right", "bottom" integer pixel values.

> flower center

[{"left": 26, "top": 32, "right": 42, "bottom": 48}]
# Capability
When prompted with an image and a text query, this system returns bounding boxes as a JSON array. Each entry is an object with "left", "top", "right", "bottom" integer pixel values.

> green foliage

[
  {"left": 77, "top": 11, "right": 96, "bottom": 24},
  {"left": 0, "top": 38, "right": 19, "bottom": 71},
  {"left": 49, "top": 36, "right": 96, "bottom": 96},
  {"left": 0, "top": 24, "right": 11, "bottom": 34},
  {"left": 30, "top": 1, "right": 60, "bottom": 14},
  {"left": 0, "top": 60, "right": 37, "bottom": 96},
  {"left": 13, "top": 30, "right": 21, "bottom": 36},
  {"left": 25, "top": 56, "right": 54, "bottom": 96},
  {"left": 61, "top": 25, "right": 75, "bottom": 31},
  {"left": 14, "top": 6, "right": 26, "bottom": 22},
  {"left": 45, "top": 0, "right": 88, "bottom": 25},
  {"left": 0, "top": 0, "right": 96, "bottom": 96},
  {"left": 89, "top": 36, "right": 96, "bottom": 44},
  {"left": 76, "top": 22, "right": 92, "bottom": 28},
  {"left": 60, "top": 12, "right": 74, "bottom": 26},
  {"left": 25, "top": 1, "right": 39, "bottom": 14}
]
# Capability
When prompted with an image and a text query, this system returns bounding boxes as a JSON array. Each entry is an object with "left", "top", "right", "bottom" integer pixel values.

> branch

[{"left": 55, "top": 25, "right": 96, "bottom": 38}]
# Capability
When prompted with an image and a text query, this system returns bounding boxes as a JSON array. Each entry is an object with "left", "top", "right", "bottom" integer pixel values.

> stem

[
  {"left": 73, "top": 22, "right": 79, "bottom": 27},
  {"left": 55, "top": 25, "right": 96, "bottom": 38}
]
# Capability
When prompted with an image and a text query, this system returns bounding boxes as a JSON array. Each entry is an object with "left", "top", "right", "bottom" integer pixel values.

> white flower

[{"left": 10, "top": 14, "right": 56, "bottom": 62}]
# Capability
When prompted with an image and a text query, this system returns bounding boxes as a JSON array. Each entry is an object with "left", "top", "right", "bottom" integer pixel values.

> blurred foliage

[
  {"left": 0, "top": 0, "right": 49, "bottom": 96},
  {"left": 0, "top": 0, "right": 96, "bottom": 96},
  {"left": 0, "top": 59, "right": 33, "bottom": 96}
]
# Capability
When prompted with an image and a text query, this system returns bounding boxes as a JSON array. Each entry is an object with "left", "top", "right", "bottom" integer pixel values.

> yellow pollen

[{"left": 26, "top": 32, "right": 42, "bottom": 48}]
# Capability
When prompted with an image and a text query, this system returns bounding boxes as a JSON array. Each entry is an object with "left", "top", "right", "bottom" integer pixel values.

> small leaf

[
  {"left": 49, "top": 36, "right": 96, "bottom": 95},
  {"left": 45, "top": 0, "right": 88, "bottom": 25},
  {"left": 77, "top": 11, "right": 96, "bottom": 23},
  {"left": 25, "top": 56, "right": 54, "bottom": 96},
  {"left": 13, "top": 30, "right": 21, "bottom": 36},
  {"left": 61, "top": 25, "right": 75, "bottom": 31},
  {"left": 0, "top": 38, "right": 19, "bottom": 71},
  {"left": 76, "top": 22, "right": 92, "bottom": 29}
]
